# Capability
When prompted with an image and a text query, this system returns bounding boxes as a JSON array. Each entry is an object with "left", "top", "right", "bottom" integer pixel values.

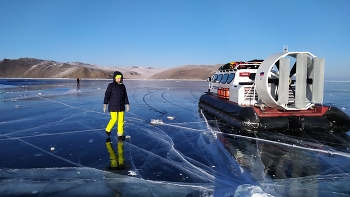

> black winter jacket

[{"left": 104, "top": 71, "right": 129, "bottom": 112}]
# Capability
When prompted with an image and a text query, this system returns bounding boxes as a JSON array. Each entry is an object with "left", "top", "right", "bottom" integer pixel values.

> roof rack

[{"left": 219, "top": 60, "right": 263, "bottom": 71}]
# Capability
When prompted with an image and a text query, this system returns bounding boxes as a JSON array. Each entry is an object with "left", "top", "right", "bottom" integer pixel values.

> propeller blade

[
  {"left": 295, "top": 54, "right": 307, "bottom": 109},
  {"left": 289, "top": 62, "right": 296, "bottom": 77},
  {"left": 277, "top": 58, "right": 290, "bottom": 105},
  {"left": 275, "top": 60, "right": 280, "bottom": 70},
  {"left": 310, "top": 58, "right": 325, "bottom": 103}
]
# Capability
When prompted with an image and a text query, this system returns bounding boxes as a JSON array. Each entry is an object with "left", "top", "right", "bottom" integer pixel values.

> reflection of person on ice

[
  {"left": 103, "top": 71, "right": 130, "bottom": 140},
  {"left": 105, "top": 137, "right": 126, "bottom": 170}
]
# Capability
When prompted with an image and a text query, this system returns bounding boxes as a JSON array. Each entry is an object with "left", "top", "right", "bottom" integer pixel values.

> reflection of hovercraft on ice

[{"left": 199, "top": 50, "right": 350, "bottom": 132}]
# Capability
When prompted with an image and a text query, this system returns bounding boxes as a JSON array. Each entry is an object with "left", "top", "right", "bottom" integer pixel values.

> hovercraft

[{"left": 199, "top": 50, "right": 350, "bottom": 132}]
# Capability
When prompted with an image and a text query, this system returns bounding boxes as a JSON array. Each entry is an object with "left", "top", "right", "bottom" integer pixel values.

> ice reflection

[
  {"left": 0, "top": 79, "right": 260, "bottom": 196},
  {"left": 1, "top": 79, "right": 350, "bottom": 196},
  {"left": 105, "top": 137, "right": 128, "bottom": 174},
  {"left": 222, "top": 130, "right": 350, "bottom": 179},
  {"left": 205, "top": 114, "right": 350, "bottom": 196}
]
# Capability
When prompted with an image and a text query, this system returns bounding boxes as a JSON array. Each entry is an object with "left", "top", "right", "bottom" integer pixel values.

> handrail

[{"left": 241, "top": 82, "right": 257, "bottom": 105}]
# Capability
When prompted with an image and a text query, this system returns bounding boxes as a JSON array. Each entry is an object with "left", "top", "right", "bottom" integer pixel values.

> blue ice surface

[{"left": 0, "top": 78, "right": 350, "bottom": 197}]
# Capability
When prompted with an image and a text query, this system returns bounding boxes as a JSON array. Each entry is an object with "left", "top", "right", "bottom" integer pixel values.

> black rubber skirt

[{"left": 199, "top": 94, "right": 350, "bottom": 132}]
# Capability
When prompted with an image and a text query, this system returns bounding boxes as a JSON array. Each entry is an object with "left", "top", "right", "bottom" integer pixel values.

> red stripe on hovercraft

[{"left": 253, "top": 106, "right": 329, "bottom": 117}]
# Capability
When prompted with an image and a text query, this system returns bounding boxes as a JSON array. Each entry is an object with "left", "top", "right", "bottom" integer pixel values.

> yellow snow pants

[{"left": 106, "top": 111, "right": 124, "bottom": 136}]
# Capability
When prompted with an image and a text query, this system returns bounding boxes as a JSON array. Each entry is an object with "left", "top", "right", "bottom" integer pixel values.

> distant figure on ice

[
  {"left": 76, "top": 78, "right": 80, "bottom": 89},
  {"left": 103, "top": 71, "right": 130, "bottom": 141}
]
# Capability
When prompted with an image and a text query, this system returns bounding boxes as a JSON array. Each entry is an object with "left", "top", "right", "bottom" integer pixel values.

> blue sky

[{"left": 1, "top": 0, "right": 349, "bottom": 80}]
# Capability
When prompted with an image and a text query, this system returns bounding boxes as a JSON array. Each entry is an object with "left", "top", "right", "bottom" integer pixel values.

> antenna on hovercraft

[{"left": 283, "top": 45, "right": 288, "bottom": 52}]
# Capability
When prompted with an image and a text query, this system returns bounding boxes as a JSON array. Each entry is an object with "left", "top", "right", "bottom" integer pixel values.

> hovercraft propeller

[{"left": 255, "top": 52, "right": 325, "bottom": 110}]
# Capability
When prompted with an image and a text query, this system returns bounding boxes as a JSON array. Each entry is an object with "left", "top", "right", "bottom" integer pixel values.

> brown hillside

[
  {"left": 0, "top": 58, "right": 43, "bottom": 78},
  {"left": 151, "top": 65, "right": 221, "bottom": 80},
  {"left": 0, "top": 58, "right": 221, "bottom": 80}
]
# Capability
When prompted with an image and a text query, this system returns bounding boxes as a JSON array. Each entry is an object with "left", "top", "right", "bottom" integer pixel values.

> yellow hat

[{"left": 115, "top": 75, "right": 122, "bottom": 79}]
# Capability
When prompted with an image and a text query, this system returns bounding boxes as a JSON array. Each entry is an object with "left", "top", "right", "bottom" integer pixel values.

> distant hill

[
  {"left": 0, "top": 58, "right": 221, "bottom": 80},
  {"left": 0, "top": 58, "right": 110, "bottom": 79},
  {"left": 151, "top": 64, "right": 221, "bottom": 80}
]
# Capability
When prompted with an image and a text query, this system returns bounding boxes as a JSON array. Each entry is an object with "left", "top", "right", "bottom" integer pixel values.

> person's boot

[{"left": 106, "top": 131, "right": 111, "bottom": 136}]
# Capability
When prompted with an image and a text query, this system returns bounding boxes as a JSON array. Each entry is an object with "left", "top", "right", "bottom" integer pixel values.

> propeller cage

[{"left": 255, "top": 52, "right": 325, "bottom": 110}]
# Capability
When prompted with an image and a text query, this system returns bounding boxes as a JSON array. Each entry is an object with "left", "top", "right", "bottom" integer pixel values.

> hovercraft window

[
  {"left": 227, "top": 73, "right": 235, "bottom": 83},
  {"left": 221, "top": 73, "right": 229, "bottom": 84},
  {"left": 212, "top": 74, "right": 218, "bottom": 82},
  {"left": 216, "top": 74, "right": 223, "bottom": 83}
]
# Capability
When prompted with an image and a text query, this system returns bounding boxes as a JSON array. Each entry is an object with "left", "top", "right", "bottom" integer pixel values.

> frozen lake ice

[{"left": 0, "top": 79, "right": 350, "bottom": 196}]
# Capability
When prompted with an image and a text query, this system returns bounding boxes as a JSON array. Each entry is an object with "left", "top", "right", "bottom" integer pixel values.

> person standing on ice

[
  {"left": 103, "top": 71, "right": 130, "bottom": 140},
  {"left": 76, "top": 78, "right": 80, "bottom": 89}
]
